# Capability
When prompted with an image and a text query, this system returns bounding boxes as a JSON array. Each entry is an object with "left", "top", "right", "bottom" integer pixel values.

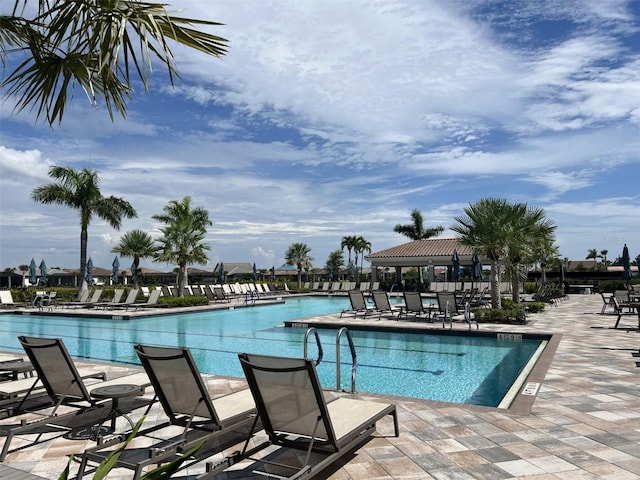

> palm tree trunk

[
  {"left": 490, "top": 259, "right": 501, "bottom": 309},
  {"left": 79, "top": 227, "right": 89, "bottom": 298},
  {"left": 511, "top": 276, "right": 521, "bottom": 303}
]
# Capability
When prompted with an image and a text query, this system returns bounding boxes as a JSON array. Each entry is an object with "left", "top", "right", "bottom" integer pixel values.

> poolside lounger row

[{"left": 1, "top": 335, "right": 399, "bottom": 480}]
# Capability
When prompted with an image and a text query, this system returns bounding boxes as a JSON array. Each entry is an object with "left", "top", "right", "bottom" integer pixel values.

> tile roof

[{"left": 366, "top": 238, "right": 473, "bottom": 259}]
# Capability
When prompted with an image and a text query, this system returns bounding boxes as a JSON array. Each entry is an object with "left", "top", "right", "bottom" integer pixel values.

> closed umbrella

[
  {"left": 218, "top": 262, "right": 225, "bottom": 283},
  {"left": 471, "top": 252, "right": 483, "bottom": 287},
  {"left": 270, "top": 266, "right": 275, "bottom": 282},
  {"left": 28, "top": 258, "right": 37, "bottom": 286},
  {"left": 451, "top": 249, "right": 460, "bottom": 283},
  {"left": 86, "top": 258, "right": 93, "bottom": 285},
  {"left": 131, "top": 261, "right": 138, "bottom": 286},
  {"left": 112, "top": 256, "right": 120, "bottom": 285},
  {"left": 252, "top": 262, "right": 257, "bottom": 281},
  {"left": 38, "top": 259, "right": 47, "bottom": 285},
  {"left": 622, "top": 244, "right": 632, "bottom": 284}
]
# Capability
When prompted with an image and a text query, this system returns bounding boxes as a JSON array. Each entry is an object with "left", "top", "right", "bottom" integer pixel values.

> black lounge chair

[
  {"left": 76, "top": 344, "right": 258, "bottom": 479},
  {"left": 340, "top": 291, "right": 374, "bottom": 318},
  {"left": 217, "top": 353, "right": 398, "bottom": 480},
  {"left": 371, "top": 291, "right": 402, "bottom": 319},
  {"left": 400, "top": 291, "right": 432, "bottom": 321},
  {"left": 0, "top": 336, "right": 151, "bottom": 461}
]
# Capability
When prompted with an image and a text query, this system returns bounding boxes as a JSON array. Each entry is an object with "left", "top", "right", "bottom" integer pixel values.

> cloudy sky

[{"left": 1, "top": 0, "right": 639, "bottom": 273}]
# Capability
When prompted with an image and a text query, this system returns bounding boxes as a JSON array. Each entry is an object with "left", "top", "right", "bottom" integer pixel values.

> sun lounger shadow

[
  {"left": 215, "top": 353, "right": 399, "bottom": 480},
  {"left": 0, "top": 336, "right": 151, "bottom": 461},
  {"left": 76, "top": 344, "right": 258, "bottom": 479}
]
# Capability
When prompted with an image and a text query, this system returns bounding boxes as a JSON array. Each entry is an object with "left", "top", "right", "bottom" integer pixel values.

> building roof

[{"left": 365, "top": 238, "right": 477, "bottom": 267}]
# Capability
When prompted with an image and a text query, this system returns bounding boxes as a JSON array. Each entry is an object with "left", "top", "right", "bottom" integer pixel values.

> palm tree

[
  {"left": 586, "top": 249, "right": 599, "bottom": 271},
  {"left": 325, "top": 250, "right": 345, "bottom": 281},
  {"left": 451, "top": 198, "right": 522, "bottom": 309},
  {"left": 505, "top": 206, "right": 557, "bottom": 302},
  {"left": 341, "top": 235, "right": 357, "bottom": 278},
  {"left": 353, "top": 236, "right": 372, "bottom": 280},
  {"left": 31, "top": 166, "right": 137, "bottom": 296},
  {"left": 1, "top": 1, "right": 228, "bottom": 126},
  {"left": 394, "top": 208, "right": 444, "bottom": 289},
  {"left": 3, "top": 268, "right": 13, "bottom": 289},
  {"left": 152, "top": 197, "right": 212, "bottom": 297},
  {"left": 112, "top": 229, "right": 157, "bottom": 290},
  {"left": 285, "top": 243, "right": 313, "bottom": 289},
  {"left": 599, "top": 249, "right": 609, "bottom": 270},
  {"left": 394, "top": 209, "right": 444, "bottom": 240}
]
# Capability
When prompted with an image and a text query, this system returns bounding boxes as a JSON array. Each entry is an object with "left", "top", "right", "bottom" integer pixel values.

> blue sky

[{"left": 1, "top": 0, "right": 639, "bottom": 272}]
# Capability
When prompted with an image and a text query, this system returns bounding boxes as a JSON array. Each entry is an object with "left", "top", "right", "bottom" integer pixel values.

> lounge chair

[
  {"left": 0, "top": 336, "right": 151, "bottom": 461},
  {"left": 128, "top": 289, "right": 161, "bottom": 311},
  {"left": 94, "top": 288, "right": 125, "bottom": 309},
  {"left": 340, "top": 291, "right": 374, "bottom": 318},
  {"left": 109, "top": 288, "right": 139, "bottom": 309},
  {"left": 400, "top": 292, "right": 432, "bottom": 321},
  {"left": 77, "top": 344, "right": 258, "bottom": 479},
  {"left": 224, "top": 353, "right": 398, "bottom": 479},
  {"left": 0, "top": 291, "right": 22, "bottom": 309},
  {"left": 612, "top": 296, "right": 639, "bottom": 329},
  {"left": 59, "top": 289, "right": 103, "bottom": 309},
  {"left": 600, "top": 292, "right": 614, "bottom": 314},
  {"left": 371, "top": 291, "right": 401, "bottom": 319}
]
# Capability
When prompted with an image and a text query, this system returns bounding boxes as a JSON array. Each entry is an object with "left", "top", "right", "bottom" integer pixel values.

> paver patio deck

[{"left": 2, "top": 293, "right": 640, "bottom": 479}]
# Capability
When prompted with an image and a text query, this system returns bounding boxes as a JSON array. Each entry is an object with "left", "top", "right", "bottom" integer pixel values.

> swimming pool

[{"left": 0, "top": 297, "right": 544, "bottom": 407}]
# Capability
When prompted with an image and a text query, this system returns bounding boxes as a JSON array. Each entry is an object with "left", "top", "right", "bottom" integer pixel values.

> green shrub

[
  {"left": 158, "top": 296, "right": 209, "bottom": 308},
  {"left": 474, "top": 298, "right": 528, "bottom": 324},
  {"left": 524, "top": 301, "right": 546, "bottom": 313}
]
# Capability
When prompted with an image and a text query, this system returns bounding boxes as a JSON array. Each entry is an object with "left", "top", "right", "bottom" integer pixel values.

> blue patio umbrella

[
  {"left": 85, "top": 258, "right": 93, "bottom": 285},
  {"left": 252, "top": 262, "right": 257, "bottom": 281},
  {"left": 471, "top": 251, "right": 483, "bottom": 286},
  {"left": 218, "top": 262, "right": 225, "bottom": 283},
  {"left": 112, "top": 256, "right": 120, "bottom": 284},
  {"left": 28, "top": 258, "right": 37, "bottom": 285},
  {"left": 271, "top": 266, "right": 276, "bottom": 282},
  {"left": 622, "top": 244, "right": 632, "bottom": 283},
  {"left": 348, "top": 261, "right": 355, "bottom": 281},
  {"left": 451, "top": 249, "right": 460, "bottom": 282},
  {"left": 329, "top": 265, "right": 334, "bottom": 281},
  {"left": 38, "top": 259, "right": 47, "bottom": 285}
]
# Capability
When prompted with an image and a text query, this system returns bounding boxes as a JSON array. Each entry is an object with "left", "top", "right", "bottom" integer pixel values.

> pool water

[{"left": 0, "top": 297, "right": 542, "bottom": 406}]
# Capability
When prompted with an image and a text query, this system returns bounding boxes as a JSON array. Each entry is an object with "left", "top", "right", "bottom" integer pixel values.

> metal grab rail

[
  {"left": 442, "top": 300, "right": 452, "bottom": 329},
  {"left": 336, "top": 327, "right": 357, "bottom": 393},
  {"left": 303, "top": 327, "right": 324, "bottom": 365}
]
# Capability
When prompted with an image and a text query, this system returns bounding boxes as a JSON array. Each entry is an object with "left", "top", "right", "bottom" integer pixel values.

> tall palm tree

[
  {"left": 111, "top": 229, "right": 157, "bottom": 289},
  {"left": 353, "top": 236, "right": 372, "bottom": 280},
  {"left": 586, "top": 249, "right": 599, "bottom": 271},
  {"left": 285, "top": 243, "right": 313, "bottom": 289},
  {"left": 1, "top": 1, "right": 228, "bottom": 126},
  {"left": 341, "top": 235, "right": 357, "bottom": 278},
  {"left": 152, "top": 196, "right": 212, "bottom": 297},
  {"left": 394, "top": 209, "right": 444, "bottom": 289},
  {"left": 31, "top": 166, "right": 137, "bottom": 296},
  {"left": 451, "top": 198, "right": 522, "bottom": 309}
]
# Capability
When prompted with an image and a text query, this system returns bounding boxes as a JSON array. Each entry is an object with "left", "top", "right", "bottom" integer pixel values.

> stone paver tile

[
  {"left": 493, "top": 459, "right": 547, "bottom": 476},
  {"left": 527, "top": 454, "right": 578, "bottom": 473}
]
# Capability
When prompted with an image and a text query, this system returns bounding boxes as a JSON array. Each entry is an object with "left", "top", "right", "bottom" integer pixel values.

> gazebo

[{"left": 365, "top": 238, "right": 480, "bottom": 285}]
